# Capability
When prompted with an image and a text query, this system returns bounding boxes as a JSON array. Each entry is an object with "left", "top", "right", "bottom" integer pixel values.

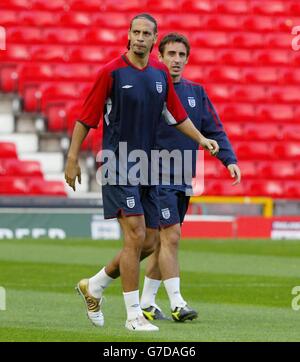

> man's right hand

[
  {"left": 199, "top": 136, "right": 219, "bottom": 156},
  {"left": 64, "top": 157, "right": 81, "bottom": 191}
]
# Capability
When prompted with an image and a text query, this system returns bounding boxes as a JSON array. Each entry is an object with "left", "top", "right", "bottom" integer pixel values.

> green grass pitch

[{"left": 0, "top": 237, "right": 300, "bottom": 342}]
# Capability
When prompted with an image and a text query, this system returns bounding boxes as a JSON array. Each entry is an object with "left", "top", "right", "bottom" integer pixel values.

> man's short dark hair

[
  {"left": 127, "top": 13, "right": 158, "bottom": 50},
  {"left": 159, "top": 33, "right": 190, "bottom": 58}
]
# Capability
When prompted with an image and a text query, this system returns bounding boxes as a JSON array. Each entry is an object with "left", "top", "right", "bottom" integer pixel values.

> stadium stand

[{"left": 0, "top": 0, "right": 299, "bottom": 199}]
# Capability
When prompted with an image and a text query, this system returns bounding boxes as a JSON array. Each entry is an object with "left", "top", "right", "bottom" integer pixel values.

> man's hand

[
  {"left": 64, "top": 157, "right": 81, "bottom": 191},
  {"left": 227, "top": 164, "right": 241, "bottom": 185},
  {"left": 199, "top": 137, "right": 219, "bottom": 156}
]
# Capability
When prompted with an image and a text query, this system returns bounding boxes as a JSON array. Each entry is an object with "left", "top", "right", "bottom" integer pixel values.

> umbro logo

[{"left": 122, "top": 85, "right": 133, "bottom": 89}]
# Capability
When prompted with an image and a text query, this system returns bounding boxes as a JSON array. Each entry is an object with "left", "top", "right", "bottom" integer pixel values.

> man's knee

[
  {"left": 161, "top": 227, "right": 181, "bottom": 250},
  {"left": 142, "top": 229, "right": 159, "bottom": 256},
  {"left": 125, "top": 223, "right": 146, "bottom": 248}
]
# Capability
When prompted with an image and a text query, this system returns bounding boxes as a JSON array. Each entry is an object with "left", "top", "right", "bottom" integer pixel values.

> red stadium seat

[
  {"left": 0, "top": 142, "right": 18, "bottom": 158},
  {"left": 19, "top": 11, "right": 59, "bottom": 26},
  {"left": 273, "top": 142, "right": 300, "bottom": 160},
  {"left": 238, "top": 161, "right": 258, "bottom": 179},
  {"left": 69, "top": 0, "right": 102, "bottom": 12},
  {"left": 30, "top": 45, "right": 68, "bottom": 62},
  {"left": 207, "top": 66, "right": 242, "bottom": 83},
  {"left": 68, "top": 46, "right": 108, "bottom": 63},
  {"left": 206, "top": 14, "right": 241, "bottom": 31},
  {"left": 0, "top": 10, "right": 19, "bottom": 26},
  {"left": 31, "top": 0, "right": 68, "bottom": 11},
  {"left": 188, "top": 48, "right": 217, "bottom": 65},
  {"left": 216, "top": 0, "right": 249, "bottom": 14},
  {"left": 0, "top": 0, "right": 31, "bottom": 10},
  {"left": 231, "top": 85, "right": 267, "bottom": 103},
  {"left": 284, "top": 181, "right": 300, "bottom": 199},
  {"left": 182, "top": 66, "right": 205, "bottom": 83},
  {"left": 243, "top": 15, "right": 274, "bottom": 32},
  {"left": 192, "top": 32, "right": 231, "bottom": 48},
  {"left": 93, "top": 13, "right": 128, "bottom": 28},
  {"left": 84, "top": 29, "right": 124, "bottom": 45},
  {"left": 43, "top": 28, "right": 83, "bottom": 45},
  {"left": 146, "top": 0, "right": 182, "bottom": 12},
  {"left": 218, "top": 49, "right": 252, "bottom": 65},
  {"left": 248, "top": 180, "right": 284, "bottom": 198},
  {"left": 60, "top": 11, "right": 93, "bottom": 27},
  {"left": 253, "top": 50, "right": 291, "bottom": 66},
  {"left": 221, "top": 104, "right": 255, "bottom": 122},
  {"left": 205, "top": 84, "right": 231, "bottom": 102},
  {"left": 0, "top": 159, "right": 43, "bottom": 177},
  {"left": 0, "top": 66, "right": 19, "bottom": 92},
  {"left": 182, "top": 0, "right": 216, "bottom": 13},
  {"left": 203, "top": 160, "right": 221, "bottom": 178},
  {"left": 271, "top": 86, "right": 300, "bottom": 103},
  {"left": 7, "top": 27, "right": 42, "bottom": 43},
  {"left": 28, "top": 179, "right": 67, "bottom": 196},
  {"left": 232, "top": 32, "right": 264, "bottom": 49},
  {"left": 166, "top": 14, "right": 205, "bottom": 30},
  {"left": 46, "top": 103, "right": 68, "bottom": 132},
  {"left": 256, "top": 105, "right": 294, "bottom": 122},
  {"left": 223, "top": 122, "right": 244, "bottom": 140},
  {"left": 0, "top": 177, "right": 28, "bottom": 195},
  {"left": 104, "top": 0, "right": 146, "bottom": 12},
  {"left": 244, "top": 67, "right": 279, "bottom": 84},
  {"left": 243, "top": 124, "right": 281, "bottom": 141},
  {"left": 234, "top": 142, "right": 270, "bottom": 160},
  {"left": 266, "top": 34, "right": 293, "bottom": 49},
  {"left": 0, "top": 45, "right": 31, "bottom": 62},
  {"left": 259, "top": 161, "right": 298, "bottom": 179},
  {"left": 204, "top": 179, "right": 249, "bottom": 196},
  {"left": 252, "top": 1, "right": 287, "bottom": 15},
  {"left": 282, "top": 125, "right": 300, "bottom": 141}
]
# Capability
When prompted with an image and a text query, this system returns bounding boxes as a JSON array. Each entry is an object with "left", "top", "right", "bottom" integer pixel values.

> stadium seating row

[
  {"left": 2, "top": 175, "right": 297, "bottom": 198},
  {"left": 2, "top": 28, "right": 294, "bottom": 49},
  {"left": 204, "top": 179, "right": 300, "bottom": 198},
  {"left": 0, "top": 142, "right": 67, "bottom": 196},
  {"left": 1, "top": 0, "right": 299, "bottom": 15}
]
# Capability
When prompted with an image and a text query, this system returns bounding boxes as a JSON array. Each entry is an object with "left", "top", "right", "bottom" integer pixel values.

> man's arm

[
  {"left": 200, "top": 90, "right": 241, "bottom": 185},
  {"left": 175, "top": 118, "right": 219, "bottom": 156},
  {"left": 64, "top": 65, "right": 112, "bottom": 191},
  {"left": 65, "top": 122, "right": 89, "bottom": 191}
]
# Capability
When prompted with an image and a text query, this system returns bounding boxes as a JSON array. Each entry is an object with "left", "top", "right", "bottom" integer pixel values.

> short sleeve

[
  {"left": 162, "top": 68, "right": 188, "bottom": 126},
  {"left": 78, "top": 66, "right": 113, "bottom": 128}
]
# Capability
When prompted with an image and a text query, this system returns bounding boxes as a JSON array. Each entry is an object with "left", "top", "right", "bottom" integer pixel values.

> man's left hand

[{"left": 227, "top": 164, "right": 241, "bottom": 185}]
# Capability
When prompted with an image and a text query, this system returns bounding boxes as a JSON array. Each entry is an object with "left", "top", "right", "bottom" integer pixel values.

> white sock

[
  {"left": 123, "top": 290, "right": 143, "bottom": 321},
  {"left": 140, "top": 276, "right": 162, "bottom": 309},
  {"left": 163, "top": 277, "right": 186, "bottom": 310},
  {"left": 88, "top": 267, "right": 114, "bottom": 299}
]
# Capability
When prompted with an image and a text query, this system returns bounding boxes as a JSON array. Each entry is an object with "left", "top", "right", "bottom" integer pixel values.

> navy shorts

[
  {"left": 102, "top": 184, "right": 160, "bottom": 229},
  {"left": 158, "top": 187, "right": 190, "bottom": 228}
]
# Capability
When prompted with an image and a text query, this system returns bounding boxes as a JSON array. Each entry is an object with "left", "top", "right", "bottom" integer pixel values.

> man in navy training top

[
  {"left": 64, "top": 15, "right": 219, "bottom": 331},
  {"left": 140, "top": 33, "right": 241, "bottom": 322}
]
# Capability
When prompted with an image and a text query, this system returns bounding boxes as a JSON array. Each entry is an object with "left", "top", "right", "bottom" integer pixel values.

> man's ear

[
  {"left": 158, "top": 53, "right": 163, "bottom": 62},
  {"left": 185, "top": 56, "right": 189, "bottom": 65}
]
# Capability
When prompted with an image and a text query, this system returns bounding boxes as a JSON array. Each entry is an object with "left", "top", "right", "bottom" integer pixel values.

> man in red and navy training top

[
  {"left": 140, "top": 33, "right": 241, "bottom": 322},
  {"left": 64, "top": 14, "right": 219, "bottom": 332}
]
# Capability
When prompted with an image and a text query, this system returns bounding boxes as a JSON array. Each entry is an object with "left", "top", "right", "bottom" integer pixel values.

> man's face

[
  {"left": 159, "top": 42, "right": 188, "bottom": 79},
  {"left": 128, "top": 18, "right": 157, "bottom": 57}
]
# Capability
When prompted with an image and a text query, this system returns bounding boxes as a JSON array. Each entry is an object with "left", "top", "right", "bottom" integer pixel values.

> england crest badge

[
  {"left": 188, "top": 97, "right": 196, "bottom": 108},
  {"left": 161, "top": 208, "right": 170, "bottom": 220},
  {"left": 126, "top": 196, "right": 135, "bottom": 209},
  {"left": 156, "top": 82, "right": 163, "bottom": 93}
]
